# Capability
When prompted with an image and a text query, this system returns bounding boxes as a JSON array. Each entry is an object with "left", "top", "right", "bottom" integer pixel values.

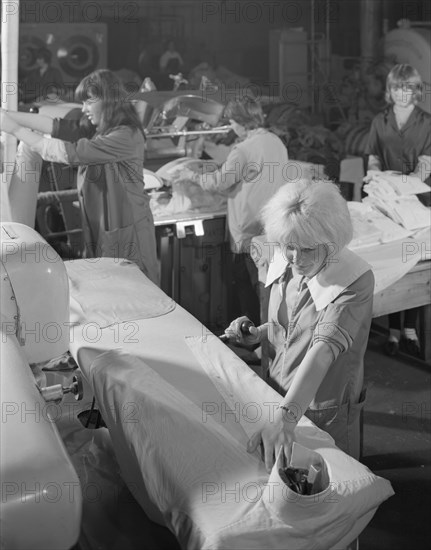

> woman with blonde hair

[
  {"left": 365, "top": 63, "right": 431, "bottom": 356},
  {"left": 224, "top": 179, "right": 375, "bottom": 467}
]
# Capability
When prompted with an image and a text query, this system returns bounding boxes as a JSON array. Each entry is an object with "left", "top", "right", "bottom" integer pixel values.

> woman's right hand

[
  {"left": 223, "top": 316, "right": 265, "bottom": 347},
  {"left": 247, "top": 407, "right": 297, "bottom": 473}
]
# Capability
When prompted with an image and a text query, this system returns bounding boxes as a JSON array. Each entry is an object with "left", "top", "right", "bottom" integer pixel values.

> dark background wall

[{"left": 16, "top": 0, "right": 429, "bottom": 85}]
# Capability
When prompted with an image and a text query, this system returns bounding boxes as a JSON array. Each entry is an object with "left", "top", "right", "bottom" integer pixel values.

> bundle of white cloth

[{"left": 363, "top": 171, "right": 430, "bottom": 231}]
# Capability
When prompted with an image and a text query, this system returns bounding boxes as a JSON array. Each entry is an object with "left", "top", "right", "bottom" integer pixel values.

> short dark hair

[{"left": 224, "top": 97, "right": 265, "bottom": 130}]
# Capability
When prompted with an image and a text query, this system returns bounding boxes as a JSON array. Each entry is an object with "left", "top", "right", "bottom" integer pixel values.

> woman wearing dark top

[
  {"left": 365, "top": 64, "right": 431, "bottom": 356},
  {"left": 20, "top": 48, "right": 64, "bottom": 104},
  {"left": 2, "top": 70, "right": 159, "bottom": 284}
]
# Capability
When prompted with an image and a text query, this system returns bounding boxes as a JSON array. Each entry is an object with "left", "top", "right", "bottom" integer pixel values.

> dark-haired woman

[
  {"left": 2, "top": 69, "right": 159, "bottom": 284},
  {"left": 193, "top": 97, "right": 289, "bottom": 324}
]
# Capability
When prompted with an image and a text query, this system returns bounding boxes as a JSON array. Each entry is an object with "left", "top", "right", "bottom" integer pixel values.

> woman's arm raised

[{"left": 0, "top": 108, "right": 54, "bottom": 135}]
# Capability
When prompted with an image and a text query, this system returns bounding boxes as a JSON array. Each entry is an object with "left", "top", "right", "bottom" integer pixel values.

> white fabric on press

[
  {"left": 65, "top": 258, "right": 175, "bottom": 328},
  {"left": 86, "top": 336, "right": 394, "bottom": 550},
  {"left": 348, "top": 201, "right": 412, "bottom": 248},
  {"left": 355, "top": 239, "right": 424, "bottom": 294}
]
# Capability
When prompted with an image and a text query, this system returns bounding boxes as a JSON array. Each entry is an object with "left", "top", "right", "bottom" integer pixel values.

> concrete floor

[
  {"left": 358, "top": 328, "right": 431, "bottom": 549},
  {"left": 73, "top": 325, "right": 430, "bottom": 550}
]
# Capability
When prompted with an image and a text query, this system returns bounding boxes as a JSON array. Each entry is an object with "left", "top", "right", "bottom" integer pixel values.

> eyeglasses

[{"left": 390, "top": 83, "right": 418, "bottom": 92}]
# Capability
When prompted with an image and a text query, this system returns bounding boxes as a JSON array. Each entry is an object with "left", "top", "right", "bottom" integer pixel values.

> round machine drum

[
  {"left": 18, "top": 23, "right": 107, "bottom": 85},
  {"left": 57, "top": 35, "right": 100, "bottom": 78},
  {"left": 18, "top": 35, "right": 46, "bottom": 74}
]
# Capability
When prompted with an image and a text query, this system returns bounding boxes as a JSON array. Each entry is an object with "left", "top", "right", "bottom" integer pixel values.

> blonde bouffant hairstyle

[{"left": 261, "top": 179, "right": 353, "bottom": 252}]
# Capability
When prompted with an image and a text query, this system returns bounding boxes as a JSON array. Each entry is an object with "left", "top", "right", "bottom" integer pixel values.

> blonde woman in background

[{"left": 365, "top": 64, "right": 431, "bottom": 356}]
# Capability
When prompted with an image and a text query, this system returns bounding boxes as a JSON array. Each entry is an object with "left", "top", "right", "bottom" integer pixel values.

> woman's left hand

[
  {"left": 247, "top": 407, "right": 296, "bottom": 473},
  {"left": 0, "top": 111, "right": 19, "bottom": 135}
]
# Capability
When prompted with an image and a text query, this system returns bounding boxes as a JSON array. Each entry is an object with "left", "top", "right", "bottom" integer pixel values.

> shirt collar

[
  {"left": 246, "top": 128, "right": 266, "bottom": 138},
  {"left": 266, "top": 247, "right": 371, "bottom": 311},
  {"left": 388, "top": 105, "right": 419, "bottom": 132}
]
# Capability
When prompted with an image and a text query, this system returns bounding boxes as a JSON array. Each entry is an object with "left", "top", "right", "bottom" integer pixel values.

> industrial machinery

[
  {"left": 10, "top": 92, "right": 232, "bottom": 332},
  {"left": 133, "top": 90, "right": 231, "bottom": 170},
  {"left": 27, "top": 91, "right": 230, "bottom": 264},
  {"left": 19, "top": 22, "right": 108, "bottom": 97},
  {"left": 1, "top": 222, "right": 83, "bottom": 550}
]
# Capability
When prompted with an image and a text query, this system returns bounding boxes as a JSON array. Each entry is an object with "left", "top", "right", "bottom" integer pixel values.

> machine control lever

[
  {"left": 39, "top": 373, "right": 84, "bottom": 403},
  {"left": 219, "top": 320, "right": 254, "bottom": 342}
]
